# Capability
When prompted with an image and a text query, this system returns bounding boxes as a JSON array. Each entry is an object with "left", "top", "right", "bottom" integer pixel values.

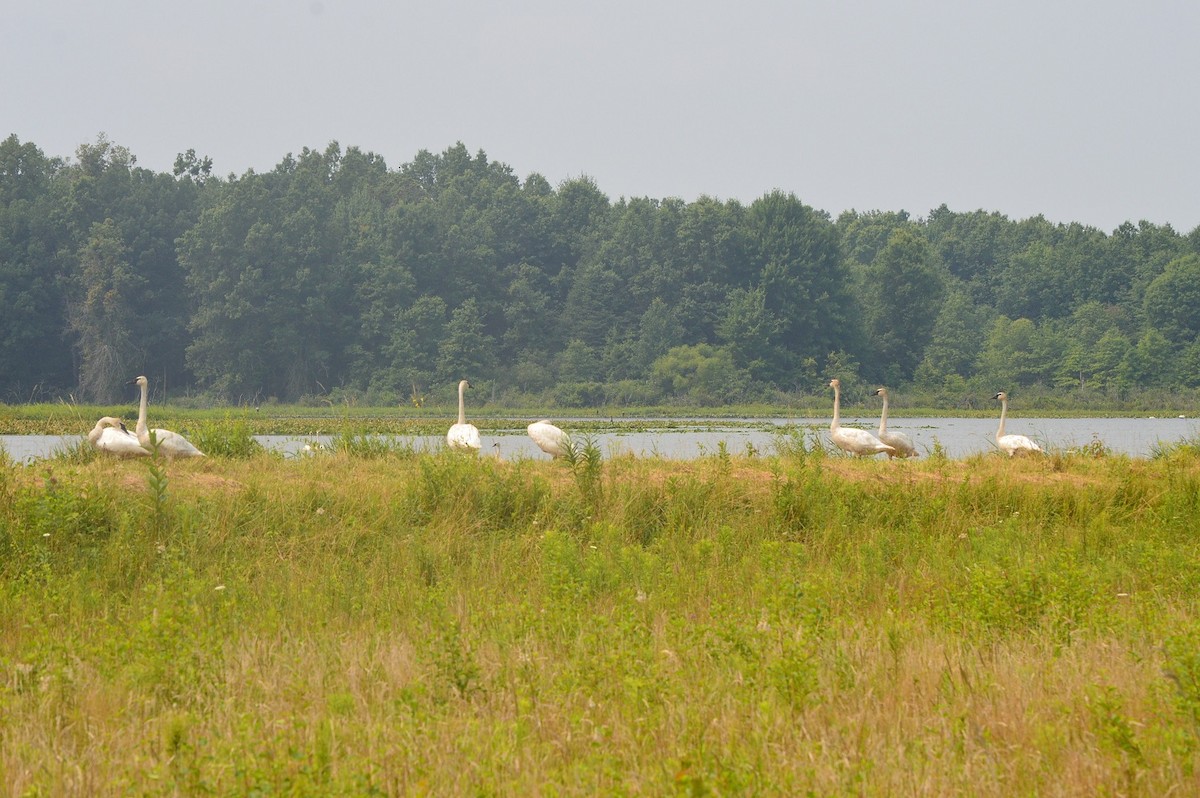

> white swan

[
  {"left": 527, "top": 420, "right": 574, "bottom": 458},
  {"left": 992, "top": 391, "right": 1042, "bottom": 456},
  {"left": 828, "top": 379, "right": 896, "bottom": 457},
  {"left": 870, "top": 387, "right": 917, "bottom": 458},
  {"left": 128, "top": 376, "right": 205, "bottom": 458},
  {"left": 87, "top": 416, "right": 148, "bottom": 457},
  {"left": 447, "top": 379, "right": 481, "bottom": 451}
]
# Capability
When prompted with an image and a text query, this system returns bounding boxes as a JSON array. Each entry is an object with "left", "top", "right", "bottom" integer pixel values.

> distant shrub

[{"left": 553, "top": 381, "right": 607, "bottom": 408}]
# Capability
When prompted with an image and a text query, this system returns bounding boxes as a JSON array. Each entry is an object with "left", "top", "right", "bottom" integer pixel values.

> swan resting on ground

[
  {"left": 992, "top": 391, "right": 1043, "bottom": 456},
  {"left": 870, "top": 387, "right": 917, "bottom": 458},
  {"left": 447, "top": 379, "right": 482, "bottom": 451},
  {"left": 527, "top": 420, "right": 574, "bottom": 458},
  {"left": 87, "top": 416, "right": 148, "bottom": 457},
  {"left": 128, "top": 375, "right": 205, "bottom": 458},
  {"left": 828, "top": 379, "right": 896, "bottom": 457}
]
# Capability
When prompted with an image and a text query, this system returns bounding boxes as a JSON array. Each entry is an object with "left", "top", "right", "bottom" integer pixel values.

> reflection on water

[{"left": 3, "top": 416, "right": 1197, "bottom": 464}]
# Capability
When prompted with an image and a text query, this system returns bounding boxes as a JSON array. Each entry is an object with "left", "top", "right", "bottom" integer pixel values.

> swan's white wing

[
  {"left": 527, "top": 421, "right": 571, "bottom": 457},
  {"left": 879, "top": 429, "right": 917, "bottom": 458},
  {"left": 998, "top": 434, "right": 1041, "bottom": 456},
  {"left": 832, "top": 427, "right": 896, "bottom": 456},
  {"left": 144, "top": 428, "right": 205, "bottom": 457},
  {"left": 448, "top": 423, "right": 481, "bottom": 450},
  {"left": 95, "top": 427, "right": 149, "bottom": 457}
]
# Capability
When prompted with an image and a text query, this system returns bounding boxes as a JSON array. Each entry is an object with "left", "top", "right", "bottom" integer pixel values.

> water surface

[{"left": 3, "top": 416, "right": 1196, "bottom": 464}]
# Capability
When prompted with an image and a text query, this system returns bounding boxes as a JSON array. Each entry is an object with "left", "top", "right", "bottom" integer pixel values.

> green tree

[
  {"left": 0, "top": 135, "right": 73, "bottom": 396},
  {"left": 861, "top": 228, "right": 947, "bottom": 383},
  {"left": 1121, "top": 328, "right": 1175, "bottom": 388},
  {"left": 1090, "top": 329, "right": 1133, "bottom": 392},
  {"left": 717, "top": 285, "right": 782, "bottom": 382},
  {"left": 913, "top": 289, "right": 991, "bottom": 387},
  {"left": 557, "top": 339, "right": 601, "bottom": 383},
  {"left": 66, "top": 219, "right": 143, "bottom": 401},
  {"left": 1056, "top": 301, "right": 1130, "bottom": 389},
  {"left": 975, "top": 317, "right": 1042, "bottom": 389},
  {"left": 1143, "top": 254, "right": 1200, "bottom": 346},
  {"left": 747, "top": 191, "right": 856, "bottom": 382},
  {"left": 562, "top": 261, "right": 622, "bottom": 349},
  {"left": 633, "top": 297, "right": 686, "bottom": 375},
  {"left": 437, "top": 298, "right": 496, "bottom": 382},
  {"left": 379, "top": 295, "right": 447, "bottom": 394},
  {"left": 501, "top": 263, "right": 555, "bottom": 362}
]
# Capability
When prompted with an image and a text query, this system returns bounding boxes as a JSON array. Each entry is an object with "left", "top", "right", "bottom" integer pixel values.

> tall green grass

[{"left": 1, "top": 447, "right": 1199, "bottom": 794}]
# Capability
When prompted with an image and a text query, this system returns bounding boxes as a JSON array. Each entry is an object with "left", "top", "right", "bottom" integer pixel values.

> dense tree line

[{"left": 2, "top": 133, "right": 1199, "bottom": 407}]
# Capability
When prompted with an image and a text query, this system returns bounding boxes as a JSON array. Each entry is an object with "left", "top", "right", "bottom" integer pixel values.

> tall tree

[
  {"left": 913, "top": 289, "right": 991, "bottom": 388},
  {"left": 0, "top": 136, "right": 73, "bottom": 396},
  {"left": 861, "top": 228, "right": 947, "bottom": 383},
  {"left": 67, "top": 219, "right": 143, "bottom": 401},
  {"left": 746, "top": 191, "right": 857, "bottom": 383},
  {"left": 1143, "top": 254, "right": 1200, "bottom": 347},
  {"left": 437, "top": 298, "right": 497, "bottom": 383}
]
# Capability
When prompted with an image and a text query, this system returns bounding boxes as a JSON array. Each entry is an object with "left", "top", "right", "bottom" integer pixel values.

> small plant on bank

[
  {"left": 144, "top": 431, "right": 170, "bottom": 535},
  {"left": 563, "top": 433, "right": 604, "bottom": 504}
]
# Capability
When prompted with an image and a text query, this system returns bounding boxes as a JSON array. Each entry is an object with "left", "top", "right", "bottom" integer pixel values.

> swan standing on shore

[
  {"left": 447, "top": 379, "right": 481, "bottom": 451},
  {"left": 992, "top": 391, "right": 1043, "bottom": 456},
  {"left": 829, "top": 379, "right": 896, "bottom": 457},
  {"left": 870, "top": 387, "right": 917, "bottom": 458},
  {"left": 128, "top": 376, "right": 205, "bottom": 458}
]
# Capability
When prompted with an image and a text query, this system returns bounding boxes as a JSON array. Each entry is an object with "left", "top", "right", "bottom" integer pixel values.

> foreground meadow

[{"left": 2, "top": 441, "right": 1200, "bottom": 796}]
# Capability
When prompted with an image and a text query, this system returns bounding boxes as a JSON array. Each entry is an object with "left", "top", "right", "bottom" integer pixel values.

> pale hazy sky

[{"left": 5, "top": 1, "right": 1199, "bottom": 232}]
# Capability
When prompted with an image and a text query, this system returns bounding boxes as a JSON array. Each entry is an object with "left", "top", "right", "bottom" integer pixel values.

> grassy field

[{"left": 2, "top": 437, "right": 1200, "bottom": 795}]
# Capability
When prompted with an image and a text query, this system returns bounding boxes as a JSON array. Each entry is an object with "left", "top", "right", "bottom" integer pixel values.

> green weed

[{"left": 192, "top": 415, "right": 265, "bottom": 458}]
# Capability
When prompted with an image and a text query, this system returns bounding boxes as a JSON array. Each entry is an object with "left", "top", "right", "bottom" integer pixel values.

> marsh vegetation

[{"left": 3, "top": 434, "right": 1200, "bottom": 795}]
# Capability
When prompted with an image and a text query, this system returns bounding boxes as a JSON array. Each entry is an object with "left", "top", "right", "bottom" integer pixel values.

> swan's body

[
  {"left": 992, "top": 391, "right": 1042, "bottom": 456},
  {"left": 527, "top": 420, "right": 574, "bottom": 458},
  {"left": 828, "top": 379, "right": 896, "bottom": 457},
  {"left": 447, "top": 379, "right": 481, "bottom": 451},
  {"left": 129, "top": 376, "right": 205, "bottom": 458},
  {"left": 87, "top": 416, "right": 148, "bottom": 457},
  {"left": 870, "top": 387, "right": 917, "bottom": 458}
]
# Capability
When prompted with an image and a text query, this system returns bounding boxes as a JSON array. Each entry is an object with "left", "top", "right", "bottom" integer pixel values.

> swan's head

[
  {"left": 872, "top": 387, "right": 888, "bottom": 397},
  {"left": 458, "top": 379, "right": 472, "bottom": 390},
  {"left": 829, "top": 378, "right": 841, "bottom": 389},
  {"left": 993, "top": 391, "right": 1008, "bottom": 401},
  {"left": 127, "top": 376, "right": 148, "bottom": 388}
]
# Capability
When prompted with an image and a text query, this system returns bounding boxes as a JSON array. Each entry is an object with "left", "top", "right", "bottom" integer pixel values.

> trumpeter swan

[
  {"left": 128, "top": 376, "right": 205, "bottom": 457},
  {"left": 992, "top": 391, "right": 1042, "bottom": 456},
  {"left": 87, "top": 416, "right": 148, "bottom": 457},
  {"left": 870, "top": 387, "right": 917, "bottom": 458},
  {"left": 828, "top": 379, "right": 896, "bottom": 457},
  {"left": 527, "top": 420, "right": 574, "bottom": 458},
  {"left": 447, "top": 379, "right": 481, "bottom": 451}
]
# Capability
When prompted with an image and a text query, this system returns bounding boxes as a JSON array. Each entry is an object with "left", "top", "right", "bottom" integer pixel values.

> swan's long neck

[
  {"left": 830, "top": 384, "right": 841, "bottom": 431},
  {"left": 136, "top": 382, "right": 149, "bottom": 437},
  {"left": 88, "top": 419, "right": 105, "bottom": 444},
  {"left": 996, "top": 397, "right": 1008, "bottom": 441},
  {"left": 879, "top": 393, "right": 890, "bottom": 434},
  {"left": 457, "top": 382, "right": 467, "bottom": 425}
]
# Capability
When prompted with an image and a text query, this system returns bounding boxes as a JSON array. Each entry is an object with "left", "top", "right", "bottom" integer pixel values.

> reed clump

[{"left": 2, "top": 446, "right": 1199, "bottom": 795}]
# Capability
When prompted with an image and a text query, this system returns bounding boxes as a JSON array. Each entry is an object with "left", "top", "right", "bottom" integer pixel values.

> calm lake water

[{"left": 3, "top": 416, "right": 1197, "bottom": 464}]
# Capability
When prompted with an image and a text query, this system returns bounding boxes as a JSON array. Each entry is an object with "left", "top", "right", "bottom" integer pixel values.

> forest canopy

[{"left": 2, "top": 133, "right": 1199, "bottom": 407}]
